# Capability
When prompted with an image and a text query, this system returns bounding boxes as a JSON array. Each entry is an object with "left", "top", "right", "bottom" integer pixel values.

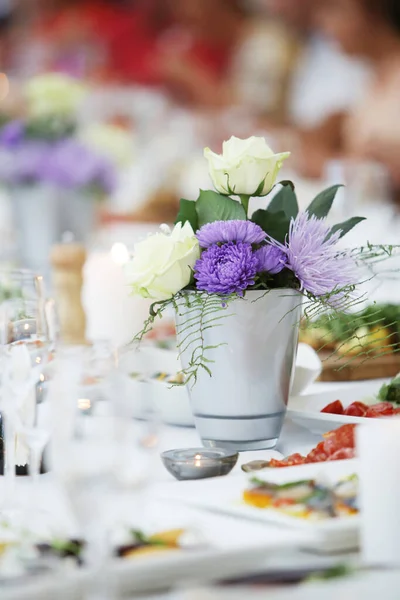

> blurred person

[
  {"left": 257, "top": 0, "right": 372, "bottom": 178},
  {"left": 317, "top": 0, "right": 400, "bottom": 194},
  {"left": 11, "top": 0, "right": 135, "bottom": 79},
  {"left": 151, "top": 0, "right": 298, "bottom": 116}
]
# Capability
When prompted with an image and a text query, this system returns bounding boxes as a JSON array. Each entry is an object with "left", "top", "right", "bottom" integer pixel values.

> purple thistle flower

[
  {"left": 195, "top": 242, "right": 258, "bottom": 295},
  {"left": 196, "top": 220, "right": 266, "bottom": 248},
  {"left": 269, "top": 212, "right": 358, "bottom": 299},
  {"left": 0, "top": 120, "right": 25, "bottom": 147},
  {"left": 255, "top": 244, "right": 287, "bottom": 275}
]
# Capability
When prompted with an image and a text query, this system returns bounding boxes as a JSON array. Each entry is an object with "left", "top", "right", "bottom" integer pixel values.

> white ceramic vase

[{"left": 175, "top": 289, "right": 301, "bottom": 451}]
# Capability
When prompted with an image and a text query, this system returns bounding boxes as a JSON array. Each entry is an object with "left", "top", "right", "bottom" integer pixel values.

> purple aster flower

[
  {"left": 0, "top": 142, "right": 51, "bottom": 184},
  {"left": 255, "top": 244, "right": 287, "bottom": 275},
  {"left": 196, "top": 220, "right": 266, "bottom": 248},
  {"left": 42, "top": 139, "right": 116, "bottom": 193},
  {"left": 0, "top": 120, "right": 25, "bottom": 147},
  {"left": 269, "top": 212, "right": 358, "bottom": 300},
  {"left": 195, "top": 242, "right": 258, "bottom": 295}
]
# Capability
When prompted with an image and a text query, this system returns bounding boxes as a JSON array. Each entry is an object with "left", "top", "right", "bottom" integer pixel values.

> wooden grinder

[{"left": 50, "top": 243, "right": 87, "bottom": 346}]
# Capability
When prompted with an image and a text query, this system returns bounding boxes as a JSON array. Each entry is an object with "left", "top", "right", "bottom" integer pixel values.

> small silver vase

[{"left": 175, "top": 289, "right": 301, "bottom": 451}]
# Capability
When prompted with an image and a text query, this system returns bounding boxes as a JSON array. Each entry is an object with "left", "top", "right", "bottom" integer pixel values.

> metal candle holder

[{"left": 161, "top": 447, "right": 239, "bottom": 481}]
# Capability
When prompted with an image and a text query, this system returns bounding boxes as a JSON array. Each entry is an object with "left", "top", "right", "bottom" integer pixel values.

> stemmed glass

[
  {"left": 50, "top": 345, "right": 121, "bottom": 599},
  {"left": 0, "top": 269, "right": 53, "bottom": 512}
]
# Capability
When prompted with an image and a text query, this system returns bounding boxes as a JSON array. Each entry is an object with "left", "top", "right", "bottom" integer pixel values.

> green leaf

[
  {"left": 175, "top": 198, "right": 199, "bottom": 231},
  {"left": 195, "top": 190, "right": 246, "bottom": 227},
  {"left": 306, "top": 185, "right": 343, "bottom": 219},
  {"left": 327, "top": 216, "right": 366, "bottom": 240},
  {"left": 267, "top": 185, "right": 298, "bottom": 220},
  {"left": 251, "top": 209, "right": 290, "bottom": 244},
  {"left": 278, "top": 180, "right": 295, "bottom": 191}
]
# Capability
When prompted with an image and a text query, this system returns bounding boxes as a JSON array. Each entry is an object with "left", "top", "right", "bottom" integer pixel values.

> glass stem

[
  {"left": 3, "top": 414, "right": 16, "bottom": 505},
  {"left": 239, "top": 194, "right": 250, "bottom": 217},
  {"left": 29, "top": 446, "right": 42, "bottom": 502}
]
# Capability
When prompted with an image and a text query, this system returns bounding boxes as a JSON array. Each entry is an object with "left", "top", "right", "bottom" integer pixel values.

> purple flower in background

[
  {"left": 0, "top": 120, "right": 25, "bottom": 147},
  {"left": 195, "top": 242, "right": 258, "bottom": 295},
  {"left": 0, "top": 142, "right": 50, "bottom": 184},
  {"left": 196, "top": 220, "right": 266, "bottom": 248},
  {"left": 269, "top": 212, "right": 358, "bottom": 300},
  {"left": 42, "top": 139, "right": 116, "bottom": 193},
  {"left": 255, "top": 244, "right": 287, "bottom": 275}
]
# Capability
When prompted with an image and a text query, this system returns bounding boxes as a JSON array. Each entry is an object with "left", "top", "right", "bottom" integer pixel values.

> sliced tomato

[
  {"left": 305, "top": 441, "right": 329, "bottom": 463},
  {"left": 285, "top": 453, "right": 307, "bottom": 466},
  {"left": 269, "top": 458, "right": 289, "bottom": 468},
  {"left": 321, "top": 400, "right": 344, "bottom": 415},
  {"left": 269, "top": 453, "right": 306, "bottom": 468},
  {"left": 393, "top": 408, "right": 400, "bottom": 415},
  {"left": 366, "top": 402, "right": 394, "bottom": 418},
  {"left": 344, "top": 401, "right": 369, "bottom": 417},
  {"left": 330, "top": 448, "right": 355, "bottom": 461},
  {"left": 323, "top": 424, "right": 356, "bottom": 449}
]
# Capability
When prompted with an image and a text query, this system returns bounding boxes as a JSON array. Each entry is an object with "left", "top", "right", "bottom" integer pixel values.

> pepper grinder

[{"left": 50, "top": 242, "right": 87, "bottom": 346}]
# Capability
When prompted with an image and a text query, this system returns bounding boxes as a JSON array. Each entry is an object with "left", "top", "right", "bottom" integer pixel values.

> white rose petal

[
  {"left": 126, "top": 223, "right": 200, "bottom": 301},
  {"left": 204, "top": 135, "right": 290, "bottom": 197}
]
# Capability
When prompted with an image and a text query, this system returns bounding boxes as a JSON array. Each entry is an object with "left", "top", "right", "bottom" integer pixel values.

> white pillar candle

[
  {"left": 357, "top": 420, "right": 400, "bottom": 566},
  {"left": 82, "top": 243, "right": 151, "bottom": 348}
]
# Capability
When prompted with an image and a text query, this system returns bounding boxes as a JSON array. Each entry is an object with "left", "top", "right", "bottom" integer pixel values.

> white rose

[
  {"left": 204, "top": 136, "right": 290, "bottom": 197},
  {"left": 25, "top": 73, "right": 86, "bottom": 118},
  {"left": 126, "top": 222, "right": 200, "bottom": 301},
  {"left": 78, "top": 124, "right": 135, "bottom": 169}
]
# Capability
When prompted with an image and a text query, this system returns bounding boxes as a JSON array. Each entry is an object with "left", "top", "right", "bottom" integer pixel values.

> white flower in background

[
  {"left": 204, "top": 136, "right": 290, "bottom": 197},
  {"left": 25, "top": 73, "right": 86, "bottom": 117},
  {"left": 126, "top": 222, "right": 200, "bottom": 301},
  {"left": 78, "top": 124, "right": 135, "bottom": 169}
]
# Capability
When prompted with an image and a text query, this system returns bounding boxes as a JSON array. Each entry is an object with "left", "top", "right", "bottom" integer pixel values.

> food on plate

[
  {"left": 321, "top": 400, "right": 344, "bottom": 414},
  {"left": 299, "top": 304, "right": 400, "bottom": 356},
  {"left": 243, "top": 474, "right": 358, "bottom": 519},
  {"left": 130, "top": 371, "right": 185, "bottom": 385},
  {"left": 37, "top": 529, "right": 187, "bottom": 565},
  {"left": 260, "top": 424, "right": 357, "bottom": 468},
  {"left": 378, "top": 373, "right": 400, "bottom": 403},
  {"left": 320, "top": 400, "right": 400, "bottom": 417}
]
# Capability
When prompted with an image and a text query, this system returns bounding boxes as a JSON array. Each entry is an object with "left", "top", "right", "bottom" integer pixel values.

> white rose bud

[
  {"left": 204, "top": 136, "right": 290, "bottom": 197},
  {"left": 125, "top": 222, "right": 200, "bottom": 301}
]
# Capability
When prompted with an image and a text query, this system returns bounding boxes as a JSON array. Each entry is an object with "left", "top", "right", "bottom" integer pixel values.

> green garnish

[
  {"left": 250, "top": 477, "right": 314, "bottom": 490},
  {"left": 51, "top": 539, "right": 82, "bottom": 556},
  {"left": 129, "top": 529, "right": 169, "bottom": 547},
  {"left": 306, "top": 564, "right": 352, "bottom": 582},
  {"left": 378, "top": 374, "right": 400, "bottom": 404}
]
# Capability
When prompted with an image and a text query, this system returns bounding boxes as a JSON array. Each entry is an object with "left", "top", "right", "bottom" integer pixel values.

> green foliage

[
  {"left": 378, "top": 375, "right": 400, "bottom": 404},
  {"left": 306, "top": 185, "right": 343, "bottom": 219},
  {"left": 195, "top": 190, "right": 246, "bottom": 227},
  {"left": 251, "top": 208, "right": 290, "bottom": 244},
  {"left": 328, "top": 216, "right": 366, "bottom": 240},
  {"left": 25, "top": 116, "right": 76, "bottom": 141},
  {"left": 175, "top": 199, "right": 199, "bottom": 231},
  {"left": 267, "top": 182, "right": 298, "bottom": 220}
]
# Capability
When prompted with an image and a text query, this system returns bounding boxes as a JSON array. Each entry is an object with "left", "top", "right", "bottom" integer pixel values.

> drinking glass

[
  {"left": 0, "top": 269, "right": 53, "bottom": 510},
  {"left": 50, "top": 347, "right": 120, "bottom": 599}
]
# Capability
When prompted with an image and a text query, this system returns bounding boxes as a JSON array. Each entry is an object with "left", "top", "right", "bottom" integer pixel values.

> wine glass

[
  {"left": 0, "top": 269, "right": 53, "bottom": 511},
  {"left": 50, "top": 346, "right": 120, "bottom": 599}
]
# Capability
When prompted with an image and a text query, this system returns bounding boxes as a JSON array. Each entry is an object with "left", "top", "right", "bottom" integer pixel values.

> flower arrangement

[
  {"left": 0, "top": 74, "right": 116, "bottom": 195},
  {"left": 126, "top": 136, "right": 396, "bottom": 383}
]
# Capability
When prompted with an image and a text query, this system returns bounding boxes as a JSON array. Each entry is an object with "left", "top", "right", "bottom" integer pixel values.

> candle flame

[{"left": 111, "top": 242, "right": 130, "bottom": 266}]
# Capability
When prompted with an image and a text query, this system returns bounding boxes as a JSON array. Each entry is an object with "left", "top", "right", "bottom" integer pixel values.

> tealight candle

[{"left": 161, "top": 448, "right": 238, "bottom": 481}]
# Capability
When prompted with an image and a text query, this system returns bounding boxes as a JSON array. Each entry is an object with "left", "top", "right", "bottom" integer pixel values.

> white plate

[
  {"left": 159, "top": 460, "right": 360, "bottom": 553},
  {"left": 288, "top": 380, "right": 390, "bottom": 435},
  {"left": 1, "top": 512, "right": 310, "bottom": 599}
]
